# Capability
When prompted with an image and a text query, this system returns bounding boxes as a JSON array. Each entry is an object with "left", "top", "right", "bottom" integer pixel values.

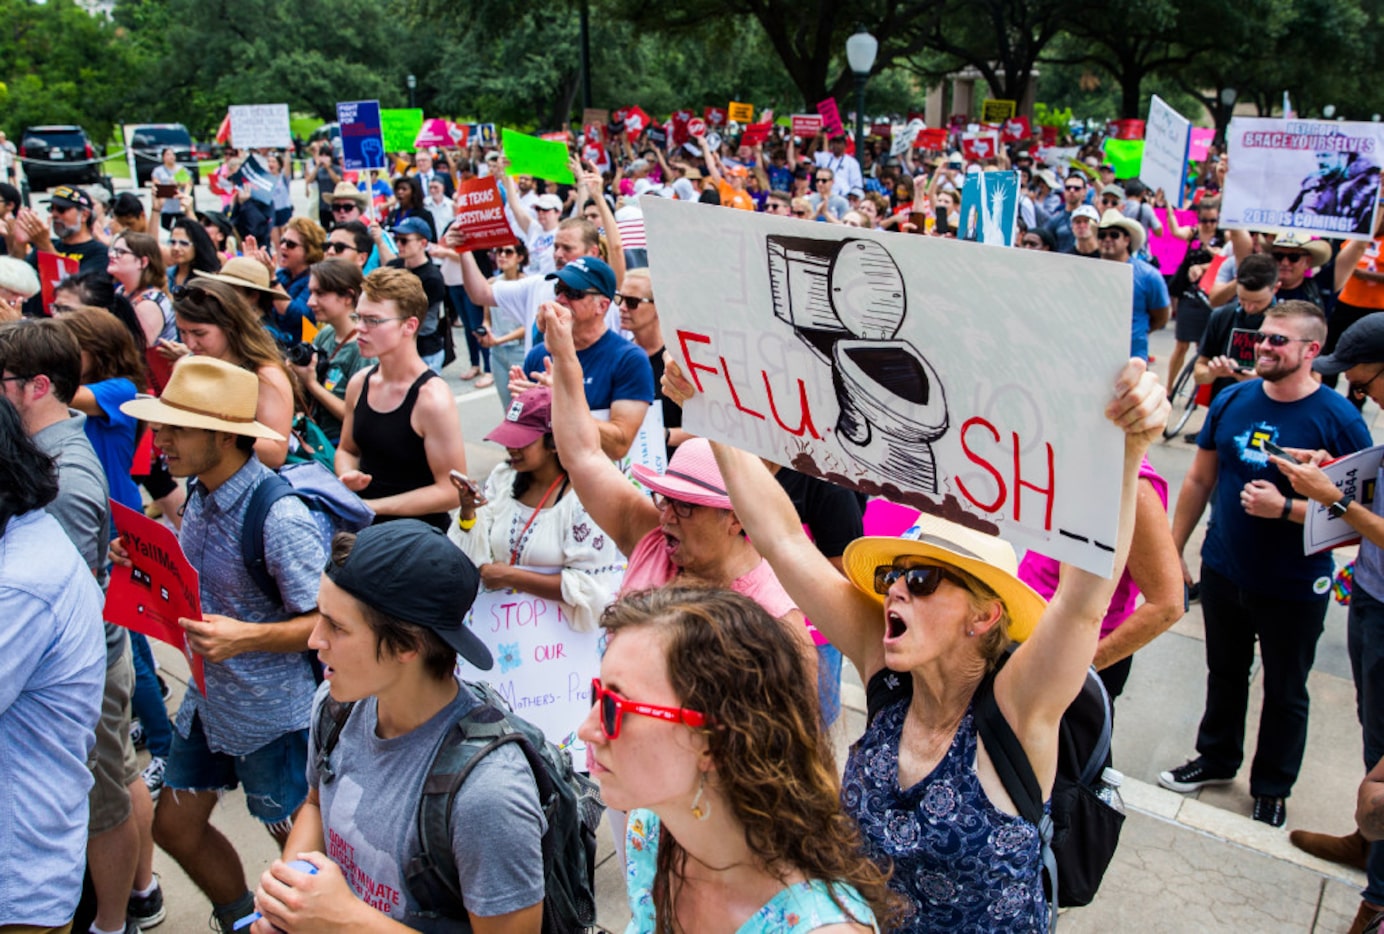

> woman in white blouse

[{"left": 449, "top": 385, "right": 623, "bottom": 632}]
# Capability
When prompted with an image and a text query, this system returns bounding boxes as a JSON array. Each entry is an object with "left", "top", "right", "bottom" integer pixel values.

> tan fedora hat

[
  {"left": 121, "top": 356, "right": 285, "bottom": 440},
  {"left": 329, "top": 181, "right": 370, "bottom": 209},
  {"left": 1271, "top": 231, "right": 1333, "bottom": 269},
  {"left": 190, "top": 256, "right": 290, "bottom": 300}
]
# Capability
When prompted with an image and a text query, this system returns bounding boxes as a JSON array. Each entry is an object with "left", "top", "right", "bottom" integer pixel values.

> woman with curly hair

[{"left": 580, "top": 586, "right": 901, "bottom": 933}]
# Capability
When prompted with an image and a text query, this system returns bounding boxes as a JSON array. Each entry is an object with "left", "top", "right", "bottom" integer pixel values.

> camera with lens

[{"left": 286, "top": 342, "right": 316, "bottom": 368}]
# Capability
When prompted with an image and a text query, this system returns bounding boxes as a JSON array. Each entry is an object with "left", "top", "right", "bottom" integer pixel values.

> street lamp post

[
  {"left": 846, "top": 29, "right": 877, "bottom": 169},
  {"left": 1217, "top": 87, "right": 1236, "bottom": 146},
  {"left": 407, "top": 74, "right": 417, "bottom": 109}
]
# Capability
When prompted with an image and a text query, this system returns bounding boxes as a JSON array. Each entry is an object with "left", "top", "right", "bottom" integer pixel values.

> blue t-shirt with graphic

[{"left": 1197, "top": 380, "right": 1372, "bottom": 598}]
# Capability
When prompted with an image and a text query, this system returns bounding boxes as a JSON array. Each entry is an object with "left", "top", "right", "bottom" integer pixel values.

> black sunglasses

[
  {"left": 1097, "top": 230, "right": 1125, "bottom": 241},
  {"left": 325, "top": 242, "right": 355, "bottom": 254},
  {"left": 1272, "top": 251, "right": 1308, "bottom": 263},
  {"left": 493, "top": 246, "right": 517, "bottom": 256},
  {"left": 331, "top": 202, "right": 360, "bottom": 213},
  {"left": 1250, "top": 331, "right": 1313, "bottom": 347},
  {"left": 1064, "top": 184, "right": 1085, "bottom": 191},
  {"left": 815, "top": 176, "right": 832, "bottom": 183},
  {"left": 554, "top": 280, "right": 601, "bottom": 301},
  {"left": 873, "top": 563, "right": 968, "bottom": 597},
  {"left": 616, "top": 294, "right": 652, "bottom": 309}
]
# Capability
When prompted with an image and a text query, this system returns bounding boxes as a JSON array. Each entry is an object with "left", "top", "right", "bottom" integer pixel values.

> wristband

[
  {"left": 1281, "top": 496, "right": 1294, "bottom": 520},
  {"left": 457, "top": 515, "right": 477, "bottom": 531}
]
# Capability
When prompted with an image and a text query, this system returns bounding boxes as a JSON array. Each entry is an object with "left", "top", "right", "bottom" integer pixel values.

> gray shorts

[{"left": 88, "top": 646, "right": 138, "bottom": 835}]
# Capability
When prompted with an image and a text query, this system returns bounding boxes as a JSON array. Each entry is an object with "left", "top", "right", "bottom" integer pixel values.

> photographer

[{"left": 290, "top": 260, "right": 369, "bottom": 444}]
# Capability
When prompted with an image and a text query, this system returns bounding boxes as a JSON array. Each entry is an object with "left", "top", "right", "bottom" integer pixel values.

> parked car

[
  {"left": 128, "top": 123, "right": 200, "bottom": 188},
  {"left": 19, "top": 125, "right": 103, "bottom": 191}
]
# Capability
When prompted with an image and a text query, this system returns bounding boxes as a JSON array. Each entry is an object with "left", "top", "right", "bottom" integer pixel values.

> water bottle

[{"left": 1094, "top": 767, "right": 1126, "bottom": 815}]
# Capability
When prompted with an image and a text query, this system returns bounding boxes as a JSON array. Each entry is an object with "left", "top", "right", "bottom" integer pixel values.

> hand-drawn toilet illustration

[{"left": 766, "top": 235, "right": 948, "bottom": 491}]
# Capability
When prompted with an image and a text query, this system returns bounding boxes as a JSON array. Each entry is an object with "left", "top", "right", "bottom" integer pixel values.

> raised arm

[
  {"left": 698, "top": 136, "right": 724, "bottom": 186},
  {"left": 497, "top": 157, "right": 533, "bottom": 234},
  {"left": 450, "top": 235, "right": 498, "bottom": 308}
]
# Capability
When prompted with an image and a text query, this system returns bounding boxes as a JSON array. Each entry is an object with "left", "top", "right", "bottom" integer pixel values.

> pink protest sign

[
  {"left": 1189, "top": 127, "right": 1215, "bottom": 163},
  {"left": 1146, "top": 209, "right": 1198, "bottom": 273},
  {"left": 816, "top": 98, "right": 844, "bottom": 137}
]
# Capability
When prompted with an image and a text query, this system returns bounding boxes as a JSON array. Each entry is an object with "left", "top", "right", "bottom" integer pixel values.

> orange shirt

[
  {"left": 716, "top": 181, "right": 756, "bottom": 211},
  {"left": 1339, "top": 236, "right": 1384, "bottom": 309}
]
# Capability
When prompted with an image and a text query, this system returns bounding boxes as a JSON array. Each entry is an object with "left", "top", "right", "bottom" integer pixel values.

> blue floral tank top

[
  {"left": 624, "top": 809, "right": 879, "bottom": 933},
  {"left": 840, "top": 698, "right": 1048, "bottom": 932}
]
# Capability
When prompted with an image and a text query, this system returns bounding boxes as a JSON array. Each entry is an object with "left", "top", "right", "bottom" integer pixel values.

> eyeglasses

[
  {"left": 872, "top": 563, "right": 968, "bottom": 597},
  {"left": 280, "top": 239, "right": 302, "bottom": 250},
  {"left": 1349, "top": 367, "right": 1384, "bottom": 397},
  {"left": 0, "top": 375, "right": 29, "bottom": 386},
  {"left": 1064, "top": 184, "right": 1085, "bottom": 192},
  {"left": 324, "top": 242, "right": 356, "bottom": 254},
  {"left": 349, "top": 313, "right": 407, "bottom": 328},
  {"left": 815, "top": 176, "right": 833, "bottom": 184},
  {"left": 590, "top": 678, "right": 709, "bottom": 739},
  {"left": 1097, "top": 230, "right": 1125, "bottom": 241},
  {"left": 168, "top": 238, "right": 192, "bottom": 248},
  {"left": 553, "top": 280, "right": 601, "bottom": 301},
  {"left": 493, "top": 246, "right": 518, "bottom": 256},
  {"left": 108, "top": 246, "right": 134, "bottom": 259},
  {"left": 792, "top": 210, "right": 809, "bottom": 217},
  {"left": 616, "top": 294, "right": 652, "bottom": 310},
  {"left": 331, "top": 202, "right": 360, "bottom": 214},
  {"left": 1272, "top": 252, "right": 1307, "bottom": 264},
  {"left": 1199, "top": 217, "right": 1220, "bottom": 225},
  {"left": 1101, "top": 197, "right": 1121, "bottom": 205},
  {"left": 1250, "top": 331, "right": 1313, "bottom": 347},
  {"left": 651, "top": 492, "right": 700, "bottom": 519}
]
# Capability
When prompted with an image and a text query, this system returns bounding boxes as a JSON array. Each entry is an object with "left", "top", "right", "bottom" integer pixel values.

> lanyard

[{"left": 509, "top": 472, "right": 568, "bottom": 565}]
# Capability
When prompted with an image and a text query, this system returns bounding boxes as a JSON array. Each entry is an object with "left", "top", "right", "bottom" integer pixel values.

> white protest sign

[
  {"left": 1143, "top": 95, "right": 1192, "bottom": 208},
  {"left": 228, "top": 104, "right": 291, "bottom": 149},
  {"left": 890, "top": 119, "right": 925, "bottom": 157},
  {"left": 643, "top": 199, "right": 1133, "bottom": 576},
  {"left": 1304, "top": 444, "right": 1384, "bottom": 553},
  {"left": 1222, "top": 117, "right": 1384, "bottom": 241},
  {"left": 455, "top": 569, "right": 604, "bottom": 763}
]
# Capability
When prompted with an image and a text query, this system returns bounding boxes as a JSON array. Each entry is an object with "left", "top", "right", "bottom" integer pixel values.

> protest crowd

[{"left": 9, "top": 89, "right": 1384, "bottom": 934}]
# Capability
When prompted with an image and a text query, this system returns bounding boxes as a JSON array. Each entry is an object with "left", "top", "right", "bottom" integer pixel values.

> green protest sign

[
  {"left": 381, "top": 108, "right": 424, "bottom": 153},
  {"left": 1102, "top": 138, "right": 1145, "bottom": 179},
  {"left": 501, "top": 128, "right": 575, "bottom": 183}
]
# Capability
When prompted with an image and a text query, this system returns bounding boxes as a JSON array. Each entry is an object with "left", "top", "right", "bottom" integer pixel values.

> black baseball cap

[
  {"left": 45, "top": 185, "right": 94, "bottom": 211},
  {"left": 1314, "top": 314, "right": 1384, "bottom": 375},
  {"left": 325, "top": 520, "right": 492, "bottom": 670}
]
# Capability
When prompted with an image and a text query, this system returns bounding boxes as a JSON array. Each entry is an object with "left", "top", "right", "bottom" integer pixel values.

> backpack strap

[
  {"left": 974, "top": 676, "right": 1058, "bottom": 934},
  {"left": 1078, "top": 671, "right": 1115, "bottom": 787},
  {"left": 242, "top": 473, "right": 296, "bottom": 603},
  {"left": 311, "top": 695, "right": 355, "bottom": 787}
]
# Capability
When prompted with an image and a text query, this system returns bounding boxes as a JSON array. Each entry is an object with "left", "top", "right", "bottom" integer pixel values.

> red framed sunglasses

[{"left": 590, "top": 678, "right": 709, "bottom": 739}]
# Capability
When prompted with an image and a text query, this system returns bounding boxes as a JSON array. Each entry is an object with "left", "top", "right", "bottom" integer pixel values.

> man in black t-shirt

[
  {"left": 1195, "top": 253, "right": 1280, "bottom": 405},
  {"left": 388, "top": 217, "right": 449, "bottom": 374},
  {"left": 14, "top": 185, "right": 109, "bottom": 317},
  {"left": 615, "top": 268, "right": 686, "bottom": 451}
]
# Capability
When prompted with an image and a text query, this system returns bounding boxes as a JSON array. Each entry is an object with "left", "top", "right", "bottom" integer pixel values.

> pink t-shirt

[
  {"left": 619, "top": 528, "right": 798, "bottom": 621},
  {"left": 1017, "top": 458, "right": 1169, "bottom": 639}
]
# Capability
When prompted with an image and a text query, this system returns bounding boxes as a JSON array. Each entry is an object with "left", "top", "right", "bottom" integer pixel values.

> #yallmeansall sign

[
  {"left": 337, "top": 100, "right": 385, "bottom": 171},
  {"left": 980, "top": 99, "right": 1017, "bottom": 123},
  {"left": 105, "top": 501, "right": 207, "bottom": 694},
  {"left": 453, "top": 178, "right": 517, "bottom": 250},
  {"left": 643, "top": 199, "right": 1133, "bottom": 577},
  {"left": 1143, "top": 95, "right": 1192, "bottom": 208},
  {"left": 1303, "top": 443, "right": 1384, "bottom": 553},
  {"left": 454, "top": 570, "right": 605, "bottom": 760},
  {"left": 1222, "top": 117, "right": 1384, "bottom": 240},
  {"left": 380, "top": 108, "right": 424, "bottom": 153},
  {"left": 228, "top": 104, "right": 291, "bottom": 149}
]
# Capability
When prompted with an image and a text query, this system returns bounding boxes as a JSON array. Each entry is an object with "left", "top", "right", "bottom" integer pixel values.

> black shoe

[
  {"left": 1183, "top": 432, "right": 1199, "bottom": 443},
  {"left": 1158, "top": 758, "right": 1234, "bottom": 793},
  {"left": 128, "top": 874, "right": 166, "bottom": 928},
  {"left": 1187, "top": 581, "right": 1201, "bottom": 604},
  {"left": 1253, "top": 794, "right": 1287, "bottom": 827},
  {"left": 157, "top": 674, "right": 172, "bottom": 702}
]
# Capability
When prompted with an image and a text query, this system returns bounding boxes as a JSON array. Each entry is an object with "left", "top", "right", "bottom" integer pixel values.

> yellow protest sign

[
  {"left": 980, "top": 99, "right": 1017, "bottom": 123},
  {"left": 727, "top": 101, "right": 754, "bottom": 123}
]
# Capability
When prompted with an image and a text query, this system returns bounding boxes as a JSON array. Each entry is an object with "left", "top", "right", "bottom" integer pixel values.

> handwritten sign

[
  {"left": 817, "top": 99, "right": 844, "bottom": 137},
  {"left": 1143, "top": 96, "right": 1192, "bottom": 207},
  {"left": 980, "top": 99, "right": 1017, "bottom": 124},
  {"left": 105, "top": 501, "right": 206, "bottom": 694},
  {"left": 452, "top": 177, "right": 517, "bottom": 250},
  {"left": 228, "top": 104, "right": 291, "bottom": 150},
  {"left": 957, "top": 170, "right": 1020, "bottom": 246},
  {"left": 1304, "top": 444, "right": 1384, "bottom": 552},
  {"left": 337, "top": 100, "right": 385, "bottom": 171},
  {"left": 1222, "top": 117, "right": 1384, "bottom": 240},
  {"left": 455, "top": 571, "right": 604, "bottom": 761},
  {"left": 380, "top": 108, "right": 424, "bottom": 153},
  {"left": 728, "top": 101, "right": 755, "bottom": 124},
  {"left": 792, "top": 114, "right": 823, "bottom": 138},
  {"left": 603, "top": 404, "right": 668, "bottom": 493},
  {"left": 643, "top": 199, "right": 1133, "bottom": 576}
]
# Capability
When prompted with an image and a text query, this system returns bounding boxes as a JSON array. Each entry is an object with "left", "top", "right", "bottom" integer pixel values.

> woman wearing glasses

[
  {"left": 482, "top": 239, "right": 531, "bottom": 410},
  {"left": 579, "top": 587, "right": 900, "bottom": 933},
  {"left": 165, "top": 216, "right": 221, "bottom": 292},
  {"left": 107, "top": 231, "right": 177, "bottom": 349},
  {"left": 1156, "top": 194, "right": 1227, "bottom": 389},
  {"left": 664, "top": 358, "right": 1167, "bottom": 931}
]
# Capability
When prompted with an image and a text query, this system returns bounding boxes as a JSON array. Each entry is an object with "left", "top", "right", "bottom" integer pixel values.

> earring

[
  {"left": 690, "top": 773, "right": 711, "bottom": 821},
  {"left": 967, "top": 628, "right": 975, "bottom": 637}
]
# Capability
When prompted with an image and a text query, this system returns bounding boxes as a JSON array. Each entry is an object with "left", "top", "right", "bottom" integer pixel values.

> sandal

[
  {"left": 475, "top": 373, "right": 495, "bottom": 389},
  {"left": 460, "top": 366, "right": 481, "bottom": 381}
]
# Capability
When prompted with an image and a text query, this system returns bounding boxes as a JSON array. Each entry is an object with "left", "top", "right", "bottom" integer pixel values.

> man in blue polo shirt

[
  {"left": 1098, "top": 210, "right": 1170, "bottom": 361},
  {"left": 511, "top": 256, "right": 654, "bottom": 461}
]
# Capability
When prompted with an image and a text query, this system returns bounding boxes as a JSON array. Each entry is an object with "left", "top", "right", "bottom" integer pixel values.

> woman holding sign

[{"left": 665, "top": 356, "right": 1168, "bottom": 931}]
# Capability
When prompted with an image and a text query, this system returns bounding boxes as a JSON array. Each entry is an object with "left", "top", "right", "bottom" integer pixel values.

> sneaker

[
  {"left": 128, "top": 875, "right": 166, "bottom": 928},
  {"left": 130, "top": 718, "right": 146, "bottom": 750},
  {"left": 1253, "top": 794, "right": 1287, "bottom": 827},
  {"left": 1187, "top": 581, "right": 1201, "bottom": 604},
  {"left": 1289, "top": 828, "right": 1369, "bottom": 870},
  {"left": 141, "top": 756, "right": 166, "bottom": 801},
  {"left": 1157, "top": 758, "right": 1234, "bottom": 793}
]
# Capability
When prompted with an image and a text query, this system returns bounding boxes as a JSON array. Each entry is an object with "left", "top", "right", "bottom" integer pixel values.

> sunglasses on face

[
  {"left": 493, "top": 246, "right": 517, "bottom": 256},
  {"left": 815, "top": 176, "right": 832, "bottom": 184},
  {"left": 1065, "top": 185, "right": 1084, "bottom": 192},
  {"left": 280, "top": 239, "right": 302, "bottom": 250},
  {"left": 1250, "top": 331, "right": 1312, "bottom": 347},
  {"left": 589, "top": 678, "right": 709, "bottom": 739},
  {"left": 332, "top": 203, "right": 360, "bottom": 213},
  {"left": 1097, "top": 230, "right": 1125, "bottom": 241},
  {"left": 872, "top": 563, "right": 969, "bottom": 597},
  {"left": 792, "top": 210, "right": 809, "bottom": 217},
  {"left": 1272, "top": 252, "right": 1307, "bottom": 264},
  {"left": 1199, "top": 217, "right": 1219, "bottom": 225},
  {"left": 616, "top": 294, "right": 652, "bottom": 310},
  {"left": 325, "top": 242, "right": 356, "bottom": 254},
  {"left": 553, "top": 280, "right": 600, "bottom": 301}
]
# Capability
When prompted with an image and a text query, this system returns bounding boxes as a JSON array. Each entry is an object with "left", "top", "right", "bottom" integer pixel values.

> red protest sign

[
  {"left": 106, "top": 501, "right": 206, "bottom": 695},
  {"left": 1040, "top": 125, "right": 1059, "bottom": 146},
  {"left": 453, "top": 177, "right": 518, "bottom": 251},
  {"left": 914, "top": 127, "right": 949, "bottom": 150},
  {"left": 1003, "top": 115, "right": 1032, "bottom": 142},
  {"left": 816, "top": 98, "right": 844, "bottom": 137},
  {"left": 961, "top": 131, "right": 1000, "bottom": 161},
  {"left": 37, "top": 250, "right": 79, "bottom": 315},
  {"left": 687, "top": 117, "right": 707, "bottom": 138},
  {"left": 791, "top": 114, "right": 823, "bottom": 138},
  {"left": 871, "top": 122, "right": 892, "bottom": 138},
  {"left": 670, "top": 110, "right": 694, "bottom": 145},
  {"left": 583, "top": 123, "right": 604, "bottom": 145},
  {"left": 740, "top": 122, "right": 772, "bottom": 146},
  {"left": 704, "top": 106, "right": 727, "bottom": 127},
  {"left": 624, "top": 105, "right": 653, "bottom": 136},
  {"left": 540, "top": 130, "right": 572, "bottom": 143}
]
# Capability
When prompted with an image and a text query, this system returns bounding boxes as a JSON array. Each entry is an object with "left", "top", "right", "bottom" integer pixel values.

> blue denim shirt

[{"left": 175, "top": 456, "right": 323, "bottom": 755}]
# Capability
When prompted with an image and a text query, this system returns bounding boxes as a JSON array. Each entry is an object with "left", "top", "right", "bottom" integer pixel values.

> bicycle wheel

[{"left": 1163, "top": 358, "right": 1200, "bottom": 439}]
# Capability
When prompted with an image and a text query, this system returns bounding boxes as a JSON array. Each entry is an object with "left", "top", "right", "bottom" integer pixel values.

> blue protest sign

[
  {"left": 958, "top": 170, "right": 1020, "bottom": 246},
  {"left": 337, "top": 100, "right": 385, "bottom": 171}
]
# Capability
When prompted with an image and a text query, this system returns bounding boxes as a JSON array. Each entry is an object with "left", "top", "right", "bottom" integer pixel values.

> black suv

[
  {"left": 129, "top": 123, "right": 200, "bottom": 188},
  {"left": 19, "top": 125, "right": 103, "bottom": 191}
]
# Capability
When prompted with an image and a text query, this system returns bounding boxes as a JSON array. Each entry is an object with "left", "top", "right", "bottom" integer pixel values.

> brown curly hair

[{"left": 601, "top": 586, "right": 904, "bottom": 930}]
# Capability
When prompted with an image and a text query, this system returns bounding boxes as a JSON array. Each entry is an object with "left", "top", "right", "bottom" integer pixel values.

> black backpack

[
  {"left": 313, "top": 680, "right": 603, "bottom": 933},
  {"left": 973, "top": 652, "right": 1123, "bottom": 921}
]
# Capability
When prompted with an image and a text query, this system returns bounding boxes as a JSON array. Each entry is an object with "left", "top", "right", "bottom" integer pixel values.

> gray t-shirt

[
  {"left": 35, "top": 411, "right": 124, "bottom": 667},
  {"left": 309, "top": 681, "right": 547, "bottom": 928}
]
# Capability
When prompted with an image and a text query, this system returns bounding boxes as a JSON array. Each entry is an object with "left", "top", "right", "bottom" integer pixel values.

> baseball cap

[
  {"left": 534, "top": 193, "right": 564, "bottom": 212},
  {"left": 485, "top": 387, "right": 553, "bottom": 449},
  {"left": 45, "top": 185, "right": 94, "bottom": 211},
  {"left": 390, "top": 216, "right": 432, "bottom": 240},
  {"left": 546, "top": 256, "right": 616, "bottom": 299},
  {"left": 1314, "top": 314, "right": 1384, "bottom": 375},
  {"left": 1072, "top": 205, "right": 1101, "bottom": 223},
  {"left": 1100, "top": 183, "right": 1126, "bottom": 199},
  {"left": 325, "top": 520, "right": 491, "bottom": 670},
  {"left": 848, "top": 187, "right": 865, "bottom": 199}
]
